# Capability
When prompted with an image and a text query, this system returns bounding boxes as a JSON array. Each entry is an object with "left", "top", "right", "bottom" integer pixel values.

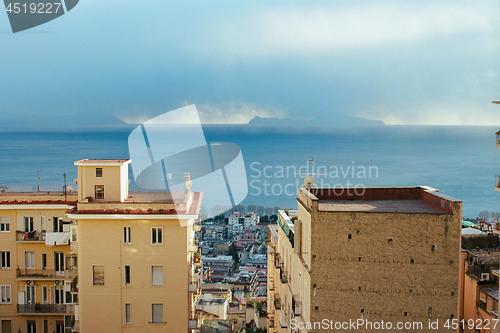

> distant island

[{"left": 248, "top": 114, "right": 385, "bottom": 127}]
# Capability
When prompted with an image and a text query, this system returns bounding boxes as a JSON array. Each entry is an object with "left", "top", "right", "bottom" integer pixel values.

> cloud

[
  {"left": 196, "top": 102, "right": 286, "bottom": 124},
  {"left": 209, "top": 2, "right": 499, "bottom": 59}
]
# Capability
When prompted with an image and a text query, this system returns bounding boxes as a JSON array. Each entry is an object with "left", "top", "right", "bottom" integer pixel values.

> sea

[{"left": 0, "top": 125, "right": 498, "bottom": 218}]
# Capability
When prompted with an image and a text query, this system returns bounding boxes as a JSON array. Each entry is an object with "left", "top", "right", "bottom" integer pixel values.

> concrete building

[
  {"left": 0, "top": 191, "right": 78, "bottom": 333},
  {"left": 229, "top": 212, "right": 259, "bottom": 230},
  {"left": 66, "top": 159, "right": 203, "bottom": 332},
  {"left": 267, "top": 186, "right": 462, "bottom": 332}
]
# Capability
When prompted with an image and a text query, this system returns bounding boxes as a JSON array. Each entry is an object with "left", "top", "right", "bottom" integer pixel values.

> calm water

[{"left": 0, "top": 125, "right": 498, "bottom": 218}]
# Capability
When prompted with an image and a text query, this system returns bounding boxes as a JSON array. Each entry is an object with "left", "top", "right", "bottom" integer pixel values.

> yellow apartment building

[
  {"left": 267, "top": 186, "right": 462, "bottom": 333},
  {"left": 0, "top": 158, "right": 203, "bottom": 333},
  {"left": 66, "top": 159, "right": 202, "bottom": 333},
  {"left": 0, "top": 192, "right": 78, "bottom": 333},
  {"left": 459, "top": 250, "right": 499, "bottom": 333}
]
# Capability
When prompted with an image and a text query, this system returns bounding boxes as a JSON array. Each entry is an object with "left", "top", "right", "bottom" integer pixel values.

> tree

[
  {"left": 479, "top": 210, "right": 490, "bottom": 220},
  {"left": 227, "top": 243, "right": 239, "bottom": 266}
]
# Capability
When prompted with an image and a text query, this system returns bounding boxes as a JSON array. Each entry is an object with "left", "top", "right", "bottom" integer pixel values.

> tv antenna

[{"left": 295, "top": 156, "right": 326, "bottom": 177}]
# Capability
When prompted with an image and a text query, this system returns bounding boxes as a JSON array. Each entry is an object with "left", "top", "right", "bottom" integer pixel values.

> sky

[{"left": 0, "top": 0, "right": 499, "bottom": 125}]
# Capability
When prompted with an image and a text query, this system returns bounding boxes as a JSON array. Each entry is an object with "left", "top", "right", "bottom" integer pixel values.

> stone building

[{"left": 267, "top": 186, "right": 462, "bottom": 332}]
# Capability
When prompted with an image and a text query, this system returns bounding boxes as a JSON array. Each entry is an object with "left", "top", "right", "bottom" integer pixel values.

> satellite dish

[
  {"left": 67, "top": 186, "right": 74, "bottom": 193},
  {"left": 73, "top": 178, "right": 78, "bottom": 185},
  {"left": 303, "top": 176, "right": 316, "bottom": 188},
  {"left": 128, "top": 179, "right": 131, "bottom": 185}
]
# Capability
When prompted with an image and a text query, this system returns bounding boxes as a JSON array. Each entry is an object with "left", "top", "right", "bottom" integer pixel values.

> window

[
  {"left": 151, "top": 227, "right": 163, "bottom": 244},
  {"left": 151, "top": 266, "right": 163, "bottom": 286},
  {"left": 0, "top": 217, "right": 9, "bottom": 232},
  {"left": 151, "top": 304, "right": 163, "bottom": 324},
  {"left": 95, "top": 185, "right": 104, "bottom": 199},
  {"left": 53, "top": 217, "right": 62, "bottom": 233},
  {"left": 1, "top": 285, "right": 11, "bottom": 304},
  {"left": 54, "top": 286, "right": 63, "bottom": 304},
  {"left": 26, "top": 286, "right": 35, "bottom": 305},
  {"left": 43, "top": 320, "right": 48, "bottom": 333},
  {"left": 96, "top": 168, "right": 103, "bottom": 177},
  {"left": 54, "top": 252, "right": 64, "bottom": 272},
  {"left": 65, "top": 256, "right": 77, "bottom": 271},
  {"left": 42, "top": 254, "right": 47, "bottom": 269},
  {"left": 125, "top": 303, "right": 131, "bottom": 324},
  {"left": 0, "top": 252, "right": 10, "bottom": 269},
  {"left": 42, "top": 286, "right": 48, "bottom": 303},
  {"left": 123, "top": 227, "right": 131, "bottom": 245},
  {"left": 124, "top": 266, "right": 131, "bottom": 285},
  {"left": 1, "top": 320, "right": 12, "bottom": 333},
  {"left": 27, "top": 320, "right": 36, "bottom": 333},
  {"left": 93, "top": 265, "right": 104, "bottom": 286},
  {"left": 25, "top": 251, "right": 35, "bottom": 269},
  {"left": 24, "top": 217, "right": 34, "bottom": 232}
]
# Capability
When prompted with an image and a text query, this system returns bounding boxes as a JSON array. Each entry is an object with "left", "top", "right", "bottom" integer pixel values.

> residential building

[
  {"left": 267, "top": 186, "right": 462, "bottom": 332},
  {"left": 0, "top": 191, "right": 78, "bottom": 333},
  {"left": 229, "top": 212, "right": 259, "bottom": 230},
  {"left": 66, "top": 159, "right": 202, "bottom": 332}
]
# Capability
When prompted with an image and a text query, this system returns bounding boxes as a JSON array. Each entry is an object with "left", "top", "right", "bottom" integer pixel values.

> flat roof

[
  {"left": 74, "top": 159, "right": 131, "bottom": 166},
  {"left": 318, "top": 199, "right": 449, "bottom": 214}
]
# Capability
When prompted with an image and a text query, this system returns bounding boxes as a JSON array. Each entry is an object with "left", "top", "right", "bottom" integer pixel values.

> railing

[
  {"left": 17, "top": 303, "right": 75, "bottom": 314},
  {"left": 17, "top": 268, "right": 77, "bottom": 279},
  {"left": 16, "top": 230, "right": 45, "bottom": 242},
  {"left": 274, "top": 254, "right": 280, "bottom": 269},
  {"left": 193, "top": 220, "right": 201, "bottom": 231},
  {"left": 293, "top": 295, "right": 302, "bottom": 316},
  {"left": 280, "top": 265, "right": 287, "bottom": 283},
  {"left": 274, "top": 294, "right": 281, "bottom": 309},
  {"left": 70, "top": 242, "right": 78, "bottom": 253}
]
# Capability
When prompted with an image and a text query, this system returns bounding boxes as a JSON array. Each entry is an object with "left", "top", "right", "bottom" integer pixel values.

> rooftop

[
  {"left": 299, "top": 186, "right": 460, "bottom": 214},
  {"left": 74, "top": 159, "right": 131, "bottom": 166},
  {"left": 318, "top": 199, "right": 449, "bottom": 214}
]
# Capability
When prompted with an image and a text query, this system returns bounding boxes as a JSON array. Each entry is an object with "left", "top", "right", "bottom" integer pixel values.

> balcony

[
  {"left": 193, "top": 220, "right": 201, "bottom": 231},
  {"left": 16, "top": 230, "right": 45, "bottom": 242},
  {"left": 18, "top": 303, "right": 75, "bottom": 314},
  {"left": 17, "top": 268, "right": 77, "bottom": 280},
  {"left": 70, "top": 241, "right": 78, "bottom": 254},
  {"left": 292, "top": 295, "right": 302, "bottom": 316},
  {"left": 189, "top": 319, "right": 198, "bottom": 329},
  {"left": 274, "top": 254, "right": 281, "bottom": 269},
  {"left": 274, "top": 294, "right": 281, "bottom": 309},
  {"left": 279, "top": 266, "right": 287, "bottom": 284}
]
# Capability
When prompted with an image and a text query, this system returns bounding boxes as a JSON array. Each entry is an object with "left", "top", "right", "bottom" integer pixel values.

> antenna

[
  {"left": 63, "top": 173, "right": 67, "bottom": 201},
  {"left": 294, "top": 156, "right": 326, "bottom": 177},
  {"left": 37, "top": 170, "right": 40, "bottom": 192}
]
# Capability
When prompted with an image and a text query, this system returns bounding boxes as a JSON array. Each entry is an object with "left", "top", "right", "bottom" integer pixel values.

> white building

[{"left": 228, "top": 211, "right": 259, "bottom": 229}]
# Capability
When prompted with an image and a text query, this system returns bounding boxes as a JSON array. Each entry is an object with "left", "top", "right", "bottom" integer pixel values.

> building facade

[
  {"left": 0, "top": 159, "right": 203, "bottom": 333},
  {"left": 268, "top": 186, "right": 462, "bottom": 332},
  {"left": 0, "top": 192, "right": 78, "bottom": 333}
]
